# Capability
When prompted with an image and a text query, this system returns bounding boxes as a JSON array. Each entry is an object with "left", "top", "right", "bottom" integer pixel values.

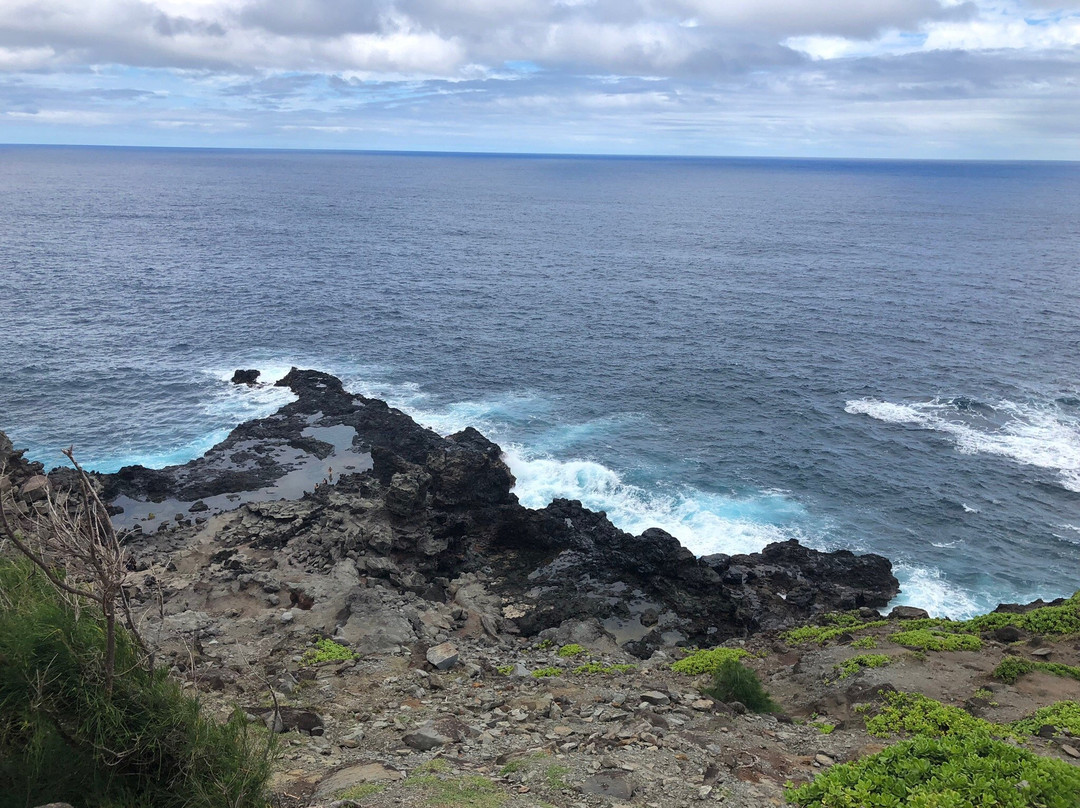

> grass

[
  {"left": 336, "top": 783, "right": 387, "bottom": 801},
  {"left": 671, "top": 647, "right": 750, "bottom": 675},
  {"left": 889, "top": 629, "right": 982, "bottom": 652},
  {"left": 0, "top": 557, "right": 275, "bottom": 808},
  {"left": 835, "top": 654, "right": 891, "bottom": 680},
  {"left": 405, "top": 773, "right": 506, "bottom": 808},
  {"left": 545, "top": 764, "right": 570, "bottom": 790},
  {"left": 702, "top": 658, "right": 778, "bottom": 713}
]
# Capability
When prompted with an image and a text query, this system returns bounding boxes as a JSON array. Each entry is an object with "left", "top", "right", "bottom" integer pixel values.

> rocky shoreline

[{"left": 3, "top": 368, "right": 1078, "bottom": 807}]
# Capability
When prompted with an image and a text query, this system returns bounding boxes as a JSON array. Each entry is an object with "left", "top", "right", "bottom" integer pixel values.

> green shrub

[
  {"left": 890, "top": 630, "right": 982, "bottom": 652},
  {"left": 782, "top": 617, "right": 887, "bottom": 646},
  {"left": 702, "top": 659, "right": 778, "bottom": 713},
  {"left": 993, "top": 655, "right": 1080, "bottom": 685},
  {"left": 532, "top": 666, "right": 563, "bottom": 678},
  {"left": 671, "top": 647, "right": 749, "bottom": 675},
  {"left": 557, "top": 644, "right": 586, "bottom": 658},
  {"left": 862, "top": 691, "right": 1005, "bottom": 740},
  {"left": 1012, "top": 702, "right": 1080, "bottom": 737},
  {"left": 300, "top": 637, "right": 357, "bottom": 666},
  {"left": 496, "top": 664, "right": 514, "bottom": 675},
  {"left": 572, "top": 662, "right": 636, "bottom": 675},
  {"left": 0, "top": 557, "right": 275, "bottom": 808},
  {"left": 835, "top": 654, "right": 891, "bottom": 680},
  {"left": 786, "top": 733, "right": 1080, "bottom": 808},
  {"left": 850, "top": 636, "right": 877, "bottom": 649}
]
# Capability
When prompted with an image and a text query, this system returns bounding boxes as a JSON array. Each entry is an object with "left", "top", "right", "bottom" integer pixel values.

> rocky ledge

[{"left": 82, "top": 368, "right": 898, "bottom": 651}]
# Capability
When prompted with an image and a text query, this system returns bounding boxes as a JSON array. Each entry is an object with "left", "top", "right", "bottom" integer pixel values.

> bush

[
  {"left": 782, "top": 616, "right": 887, "bottom": 646},
  {"left": 557, "top": 644, "right": 586, "bottom": 658},
  {"left": 0, "top": 557, "right": 275, "bottom": 808},
  {"left": 301, "top": 637, "right": 357, "bottom": 666},
  {"left": 993, "top": 655, "right": 1080, "bottom": 685},
  {"left": 835, "top": 654, "right": 890, "bottom": 680},
  {"left": 862, "top": 691, "right": 1006, "bottom": 739},
  {"left": 702, "top": 659, "right": 778, "bottom": 713},
  {"left": 786, "top": 733, "right": 1080, "bottom": 807},
  {"left": 890, "top": 629, "right": 982, "bottom": 652},
  {"left": 671, "top": 647, "right": 749, "bottom": 675},
  {"left": 1013, "top": 702, "right": 1080, "bottom": 737}
]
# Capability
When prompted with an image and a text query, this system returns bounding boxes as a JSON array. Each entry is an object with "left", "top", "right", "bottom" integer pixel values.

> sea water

[{"left": 2, "top": 146, "right": 1079, "bottom": 617}]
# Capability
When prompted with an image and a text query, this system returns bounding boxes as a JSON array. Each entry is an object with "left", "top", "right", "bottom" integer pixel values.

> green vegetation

[
  {"left": 418, "top": 759, "right": 452, "bottom": 773},
  {"left": 850, "top": 636, "right": 877, "bottom": 649},
  {"left": 300, "top": 637, "right": 358, "bottom": 666},
  {"left": 405, "top": 772, "right": 506, "bottom": 808},
  {"left": 861, "top": 691, "right": 1007, "bottom": 740},
  {"left": 556, "top": 643, "right": 586, "bottom": 658},
  {"left": 336, "top": 783, "right": 386, "bottom": 801},
  {"left": 531, "top": 666, "right": 563, "bottom": 678},
  {"left": 816, "top": 723, "right": 836, "bottom": 735},
  {"left": 993, "top": 655, "right": 1080, "bottom": 685},
  {"left": 890, "top": 629, "right": 982, "bottom": 652},
  {"left": 0, "top": 557, "right": 275, "bottom": 808},
  {"left": 572, "top": 662, "right": 636, "bottom": 675},
  {"left": 545, "top": 764, "right": 570, "bottom": 790},
  {"left": 702, "top": 658, "right": 778, "bottom": 713},
  {"left": 786, "top": 733, "right": 1080, "bottom": 808},
  {"left": 781, "top": 613, "right": 888, "bottom": 646},
  {"left": 835, "top": 654, "right": 891, "bottom": 680},
  {"left": 496, "top": 665, "right": 514, "bottom": 675},
  {"left": 1012, "top": 702, "right": 1080, "bottom": 737},
  {"left": 536, "top": 638, "right": 554, "bottom": 650},
  {"left": 671, "top": 646, "right": 750, "bottom": 675}
]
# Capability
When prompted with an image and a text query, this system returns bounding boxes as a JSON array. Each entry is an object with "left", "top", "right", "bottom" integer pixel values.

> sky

[{"left": 0, "top": 0, "right": 1078, "bottom": 158}]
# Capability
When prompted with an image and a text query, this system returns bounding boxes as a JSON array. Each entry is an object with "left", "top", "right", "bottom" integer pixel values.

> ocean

[{"left": 2, "top": 145, "right": 1079, "bottom": 618}]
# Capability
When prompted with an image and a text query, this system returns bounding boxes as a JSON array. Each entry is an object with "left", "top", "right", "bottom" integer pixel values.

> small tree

[{"left": 0, "top": 449, "right": 147, "bottom": 691}]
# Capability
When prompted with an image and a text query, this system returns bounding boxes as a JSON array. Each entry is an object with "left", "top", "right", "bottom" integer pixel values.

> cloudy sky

[{"left": 1, "top": 0, "right": 1078, "bottom": 158}]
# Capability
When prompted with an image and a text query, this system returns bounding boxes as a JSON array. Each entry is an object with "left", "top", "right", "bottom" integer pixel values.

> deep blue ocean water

[{"left": 2, "top": 145, "right": 1080, "bottom": 617}]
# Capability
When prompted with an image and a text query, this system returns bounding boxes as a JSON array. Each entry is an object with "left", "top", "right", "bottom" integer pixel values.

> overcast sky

[{"left": 1, "top": 0, "right": 1078, "bottom": 158}]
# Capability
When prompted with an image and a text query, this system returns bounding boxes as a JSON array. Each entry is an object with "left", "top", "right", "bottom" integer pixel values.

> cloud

[{"left": 0, "top": 0, "right": 1077, "bottom": 157}]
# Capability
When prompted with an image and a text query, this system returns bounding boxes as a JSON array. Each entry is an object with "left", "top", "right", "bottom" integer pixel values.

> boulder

[
  {"left": 425, "top": 641, "right": 460, "bottom": 671},
  {"left": 888, "top": 605, "right": 929, "bottom": 620},
  {"left": 19, "top": 475, "right": 50, "bottom": 501},
  {"left": 314, "top": 762, "right": 403, "bottom": 799},
  {"left": 402, "top": 724, "right": 451, "bottom": 751},
  {"left": 230, "top": 369, "right": 260, "bottom": 385}
]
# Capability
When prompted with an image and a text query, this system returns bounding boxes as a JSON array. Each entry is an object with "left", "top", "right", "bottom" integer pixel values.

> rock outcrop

[{"left": 83, "top": 368, "right": 898, "bottom": 651}]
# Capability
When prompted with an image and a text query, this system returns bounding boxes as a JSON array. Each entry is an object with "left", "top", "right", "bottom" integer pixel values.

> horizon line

[{"left": 2, "top": 141, "right": 1078, "bottom": 165}]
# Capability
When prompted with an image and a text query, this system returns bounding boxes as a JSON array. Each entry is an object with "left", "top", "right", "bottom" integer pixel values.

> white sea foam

[
  {"left": 846, "top": 396, "right": 1080, "bottom": 492},
  {"left": 503, "top": 445, "right": 805, "bottom": 557},
  {"left": 890, "top": 563, "right": 984, "bottom": 620}
]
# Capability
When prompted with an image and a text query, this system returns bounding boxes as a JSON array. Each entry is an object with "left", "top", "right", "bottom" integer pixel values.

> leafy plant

[
  {"left": 300, "top": 637, "right": 357, "bottom": 666},
  {"left": 835, "top": 654, "right": 891, "bottom": 680},
  {"left": 816, "top": 723, "right": 836, "bottom": 735},
  {"left": 702, "top": 658, "right": 778, "bottom": 713},
  {"left": 532, "top": 667, "right": 563, "bottom": 678},
  {"left": 1012, "top": 702, "right": 1080, "bottom": 737},
  {"left": 861, "top": 691, "right": 1006, "bottom": 740},
  {"left": 556, "top": 644, "right": 586, "bottom": 658},
  {"left": 850, "top": 636, "right": 877, "bottom": 649},
  {"left": 496, "top": 664, "right": 514, "bottom": 675},
  {"left": 671, "top": 647, "right": 749, "bottom": 675},
  {"left": 572, "top": 662, "right": 636, "bottom": 675},
  {"left": 993, "top": 655, "right": 1080, "bottom": 685},
  {"left": 890, "top": 629, "right": 982, "bottom": 652},
  {"left": 786, "top": 733, "right": 1080, "bottom": 808},
  {"left": 782, "top": 616, "right": 887, "bottom": 646}
]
